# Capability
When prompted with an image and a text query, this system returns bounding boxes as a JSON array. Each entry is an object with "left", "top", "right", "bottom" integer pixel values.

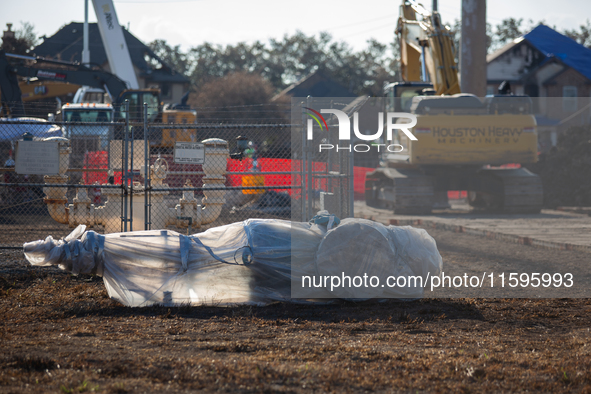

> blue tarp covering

[{"left": 524, "top": 25, "right": 591, "bottom": 80}]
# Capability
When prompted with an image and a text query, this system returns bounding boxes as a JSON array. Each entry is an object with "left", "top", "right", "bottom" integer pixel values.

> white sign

[
  {"left": 15, "top": 141, "right": 60, "bottom": 175},
  {"left": 174, "top": 142, "right": 205, "bottom": 164}
]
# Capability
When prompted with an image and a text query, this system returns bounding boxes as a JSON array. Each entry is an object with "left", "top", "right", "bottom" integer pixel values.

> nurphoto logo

[{"left": 304, "top": 108, "right": 418, "bottom": 152}]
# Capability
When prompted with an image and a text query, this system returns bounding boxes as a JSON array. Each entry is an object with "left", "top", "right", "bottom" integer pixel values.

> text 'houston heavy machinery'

[{"left": 365, "top": 0, "right": 543, "bottom": 214}]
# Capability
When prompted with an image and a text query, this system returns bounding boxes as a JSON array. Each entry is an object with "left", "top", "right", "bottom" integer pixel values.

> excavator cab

[
  {"left": 384, "top": 82, "right": 433, "bottom": 113},
  {"left": 116, "top": 89, "right": 161, "bottom": 123}
]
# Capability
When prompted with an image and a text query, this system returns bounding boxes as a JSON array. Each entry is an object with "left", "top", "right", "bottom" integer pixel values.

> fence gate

[
  {"left": 0, "top": 101, "right": 356, "bottom": 248},
  {"left": 291, "top": 98, "right": 355, "bottom": 223}
]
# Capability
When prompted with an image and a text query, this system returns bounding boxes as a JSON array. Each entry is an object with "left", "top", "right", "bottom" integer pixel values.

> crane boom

[{"left": 91, "top": 0, "right": 139, "bottom": 89}]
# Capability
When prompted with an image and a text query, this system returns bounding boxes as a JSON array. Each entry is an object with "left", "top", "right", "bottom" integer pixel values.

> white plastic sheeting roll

[{"left": 23, "top": 218, "right": 442, "bottom": 306}]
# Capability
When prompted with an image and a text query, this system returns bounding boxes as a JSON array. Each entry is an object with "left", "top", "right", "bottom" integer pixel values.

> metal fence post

[
  {"left": 300, "top": 101, "right": 307, "bottom": 221},
  {"left": 129, "top": 108, "right": 134, "bottom": 232},
  {"left": 348, "top": 143, "right": 354, "bottom": 218},
  {"left": 0, "top": 121, "right": 300, "bottom": 246},
  {"left": 143, "top": 102, "right": 150, "bottom": 230},
  {"left": 122, "top": 99, "right": 130, "bottom": 232}
]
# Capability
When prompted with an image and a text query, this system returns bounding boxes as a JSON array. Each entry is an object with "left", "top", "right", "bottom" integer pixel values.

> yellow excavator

[
  {"left": 19, "top": 80, "right": 80, "bottom": 102},
  {"left": 365, "top": 0, "right": 543, "bottom": 214}
]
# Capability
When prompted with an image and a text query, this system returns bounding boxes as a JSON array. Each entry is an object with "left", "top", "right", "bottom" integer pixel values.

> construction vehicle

[
  {"left": 61, "top": 102, "right": 114, "bottom": 149},
  {"left": 365, "top": 0, "right": 543, "bottom": 214},
  {"left": 72, "top": 86, "right": 108, "bottom": 104},
  {"left": 0, "top": 50, "right": 196, "bottom": 150},
  {"left": 19, "top": 81, "right": 81, "bottom": 103},
  {"left": 60, "top": 102, "right": 115, "bottom": 183},
  {"left": 0, "top": 50, "right": 160, "bottom": 120},
  {"left": 162, "top": 92, "right": 197, "bottom": 146}
]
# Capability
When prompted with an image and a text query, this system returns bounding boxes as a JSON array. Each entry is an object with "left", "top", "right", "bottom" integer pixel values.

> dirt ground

[{"left": 1, "top": 227, "right": 591, "bottom": 393}]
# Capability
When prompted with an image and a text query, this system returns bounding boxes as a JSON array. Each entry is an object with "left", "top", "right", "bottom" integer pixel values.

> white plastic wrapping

[
  {"left": 23, "top": 218, "right": 443, "bottom": 306},
  {"left": 312, "top": 219, "right": 442, "bottom": 299}
]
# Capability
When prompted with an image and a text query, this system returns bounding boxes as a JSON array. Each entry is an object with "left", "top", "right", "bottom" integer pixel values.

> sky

[{"left": 2, "top": 0, "right": 591, "bottom": 53}]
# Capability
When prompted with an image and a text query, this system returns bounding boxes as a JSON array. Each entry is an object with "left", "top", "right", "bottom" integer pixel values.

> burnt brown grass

[{"left": 1, "top": 239, "right": 591, "bottom": 393}]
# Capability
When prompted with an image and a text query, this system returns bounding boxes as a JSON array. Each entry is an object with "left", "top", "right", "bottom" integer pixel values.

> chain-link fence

[{"left": 0, "top": 105, "right": 354, "bottom": 247}]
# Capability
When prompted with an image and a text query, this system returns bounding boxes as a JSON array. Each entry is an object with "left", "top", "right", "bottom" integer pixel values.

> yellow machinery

[
  {"left": 397, "top": 0, "right": 459, "bottom": 95},
  {"left": 19, "top": 81, "right": 81, "bottom": 102},
  {"left": 162, "top": 109, "right": 198, "bottom": 147},
  {"left": 365, "top": 0, "right": 543, "bottom": 213}
]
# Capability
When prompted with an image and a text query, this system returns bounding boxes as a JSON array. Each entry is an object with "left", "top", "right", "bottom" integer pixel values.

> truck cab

[
  {"left": 62, "top": 102, "right": 114, "bottom": 144},
  {"left": 61, "top": 103, "right": 114, "bottom": 180}
]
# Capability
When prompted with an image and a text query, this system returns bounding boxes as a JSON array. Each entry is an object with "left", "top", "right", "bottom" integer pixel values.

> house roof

[
  {"left": 487, "top": 24, "right": 591, "bottom": 81},
  {"left": 272, "top": 70, "right": 356, "bottom": 100},
  {"left": 33, "top": 22, "right": 188, "bottom": 84},
  {"left": 486, "top": 38, "right": 522, "bottom": 63}
]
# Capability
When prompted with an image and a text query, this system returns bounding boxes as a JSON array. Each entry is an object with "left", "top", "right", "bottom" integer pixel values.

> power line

[{"left": 340, "top": 23, "right": 395, "bottom": 39}]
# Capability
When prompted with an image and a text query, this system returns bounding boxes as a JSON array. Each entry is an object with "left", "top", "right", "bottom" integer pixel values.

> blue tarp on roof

[{"left": 524, "top": 25, "right": 591, "bottom": 81}]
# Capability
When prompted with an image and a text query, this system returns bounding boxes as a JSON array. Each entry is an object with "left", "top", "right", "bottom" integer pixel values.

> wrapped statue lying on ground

[{"left": 23, "top": 214, "right": 443, "bottom": 306}]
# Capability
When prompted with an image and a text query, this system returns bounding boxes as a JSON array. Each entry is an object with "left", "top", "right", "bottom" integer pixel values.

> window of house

[{"left": 562, "top": 86, "right": 577, "bottom": 112}]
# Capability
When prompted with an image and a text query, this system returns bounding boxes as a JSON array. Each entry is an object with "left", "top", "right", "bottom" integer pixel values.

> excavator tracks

[
  {"left": 365, "top": 168, "right": 434, "bottom": 214},
  {"left": 366, "top": 167, "right": 543, "bottom": 215},
  {"left": 468, "top": 167, "right": 543, "bottom": 214}
]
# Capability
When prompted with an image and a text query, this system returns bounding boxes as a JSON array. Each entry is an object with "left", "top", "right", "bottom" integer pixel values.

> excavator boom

[
  {"left": 365, "top": 1, "right": 543, "bottom": 215},
  {"left": 397, "top": 0, "right": 460, "bottom": 95}
]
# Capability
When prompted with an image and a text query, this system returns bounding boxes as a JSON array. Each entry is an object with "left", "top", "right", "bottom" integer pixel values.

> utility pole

[
  {"left": 460, "top": 0, "right": 487, "bottom": 96},
  {"left": 82, "top": 0, "right": 90, "bottom": 65}
]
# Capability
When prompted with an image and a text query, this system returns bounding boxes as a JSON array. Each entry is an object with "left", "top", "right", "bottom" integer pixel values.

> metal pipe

[
  {"left": 421, "top": 45, "right": 428, "bottom": 82},
  {"left": 46, "top": 199, "right": 69, "bottom": 224},
  {"left": 40, "top": 136, "right": 231, "bottom": 233},
  {"left": 199, "top": 138, "right": 229, "bottom": 226},
  {"left": 82, "top": 0, "right": 90, "bottom": 65}
]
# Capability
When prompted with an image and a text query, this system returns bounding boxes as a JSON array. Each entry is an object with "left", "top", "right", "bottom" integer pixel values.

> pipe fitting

[
  {"left": 44, "top": 174, "right": 69, "bottom": 224},
  {"left": 200, "top": 139, "right": 228, "bottom": 226},
  {"left": 68, "top": 186, "right": 94, "bottom": 227},
  {"left": 44, "top": 138, "right": 229, "bottom": 233},
  {"left": 42, "top": 138, "right": 71, "bottom": 225}
]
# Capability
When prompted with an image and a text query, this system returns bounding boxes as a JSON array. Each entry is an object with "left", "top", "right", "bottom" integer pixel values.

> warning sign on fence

[
  {"left": 174, "top": 142, "right": 204, "bottom": 164},
  {"left": 15, "top": 140, "right": 60, "bottom": 175}
]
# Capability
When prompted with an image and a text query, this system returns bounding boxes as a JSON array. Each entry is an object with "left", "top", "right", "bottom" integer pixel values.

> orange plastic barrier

[
  {"left": 83, "top": 151, "right": 108, "bottom": 185},
  {"left": 82, "top": 153, "right": 484, "bottom": 202}
]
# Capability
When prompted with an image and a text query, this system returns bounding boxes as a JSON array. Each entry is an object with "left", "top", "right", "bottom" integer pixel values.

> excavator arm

[
  {"left": 397, "top": 0, "right": 460, "bottom": 95},
  {"left": 0, "top": 50, "right": 161, "bottom": 122},
  {"left": 19, "top": 81, "right": 81, "bottom": 102},
  {"left": 3, "top": 52, "right": 128, "bottom": 101},
  {"left": 0, "top": 50, "right": 26, "bottom": 116}
]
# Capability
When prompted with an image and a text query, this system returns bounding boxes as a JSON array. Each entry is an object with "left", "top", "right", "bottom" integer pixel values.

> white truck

[{"left": 61, "top": 102, "right": 115, "bottom": 182}]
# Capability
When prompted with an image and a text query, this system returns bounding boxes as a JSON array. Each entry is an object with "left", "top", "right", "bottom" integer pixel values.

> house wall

[
  {"left": 535, "top": 63, "right": 563, "bottom": 91},
  {"left": 544, "top": 68, "right": 591, "bottom": 123},
  {"left": 170, "top": 83, "right": 186, "bottom": 104},
  {"left": 487, "top": 41, "right": 542, "bottom": 82}
]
